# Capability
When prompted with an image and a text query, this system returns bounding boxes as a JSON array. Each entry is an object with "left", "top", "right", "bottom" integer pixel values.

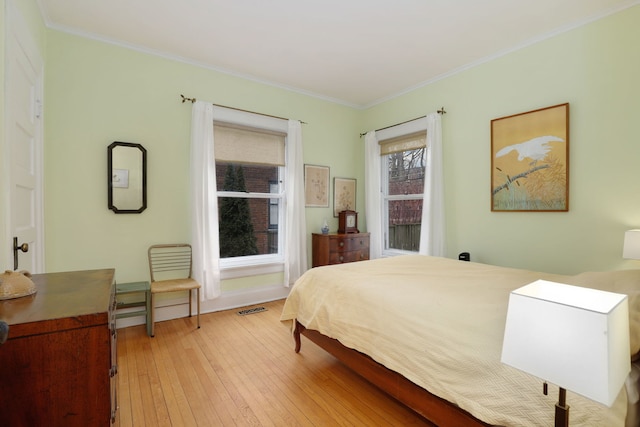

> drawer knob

[
  {"left": 339, "top": 241, "right": 344, "bottom": 247},
  {"left": 339, "top": 256, "right": 344, "bottom": 262}
]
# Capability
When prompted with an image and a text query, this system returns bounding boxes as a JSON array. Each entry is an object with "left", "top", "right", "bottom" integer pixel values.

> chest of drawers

[
  {"left": 0, "top": 269, "right": 117, "bottom": 426},
  {"left": 312, "top": 232, "right": 370, "bottom": 267}
]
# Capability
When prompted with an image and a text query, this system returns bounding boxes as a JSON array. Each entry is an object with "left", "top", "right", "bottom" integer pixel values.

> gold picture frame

[
  {"left": 304, "top": 164, "right": 329, "bottom": 207},
  {"left": 334, "top": 177, "right": 356, "bottom": 217},
  {"left": 491, "top": 103, "right": 569, "bottom": 212}
]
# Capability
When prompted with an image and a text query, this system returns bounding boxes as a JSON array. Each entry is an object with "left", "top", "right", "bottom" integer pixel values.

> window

[
  {"left": 214, "top": 122, "right": 286, "bottom": 269},
  {"left": 379, "top": 130, "right": 426, "bottom": 254}
]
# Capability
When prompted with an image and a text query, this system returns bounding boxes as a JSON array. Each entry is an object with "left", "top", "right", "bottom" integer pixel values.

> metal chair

[{"left": 148, "top": 244, "right": 201, "bottom": 337}]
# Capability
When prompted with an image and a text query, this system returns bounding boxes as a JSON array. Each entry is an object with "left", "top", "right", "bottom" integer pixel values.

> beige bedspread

[{"left": 281, "top": 255, "right": 640, "bottom": 426}]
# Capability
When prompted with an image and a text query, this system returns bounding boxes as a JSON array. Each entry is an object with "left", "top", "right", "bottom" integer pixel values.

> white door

[{"left": 5, "top": 2, "right": 44, "bottom": 273}]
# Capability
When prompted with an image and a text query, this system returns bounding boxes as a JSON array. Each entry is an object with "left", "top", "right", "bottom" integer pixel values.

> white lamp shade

[
  {"left": 501, "top": 280, "right": 630, "bottom": 407},
  {"left": 623, "top": 230, "right": 640, "bottom": 260}
]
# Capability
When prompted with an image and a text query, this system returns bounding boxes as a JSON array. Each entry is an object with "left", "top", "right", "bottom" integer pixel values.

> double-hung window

[
  {"left": 214, "top": 122, "right": 286, "bottom": 270},
  {"left": 379, "top": 129, "right": 426, "bottom": 255}
]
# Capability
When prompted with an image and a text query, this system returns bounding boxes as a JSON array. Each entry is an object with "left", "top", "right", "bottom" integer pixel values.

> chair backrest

[{"left": 148, "top": 244, "right": 193, "bottom": 283}]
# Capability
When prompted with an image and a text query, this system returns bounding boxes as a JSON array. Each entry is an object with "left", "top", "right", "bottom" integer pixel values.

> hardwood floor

[{"left": 114, "top": 299, "right": 433, "bottom": 426}]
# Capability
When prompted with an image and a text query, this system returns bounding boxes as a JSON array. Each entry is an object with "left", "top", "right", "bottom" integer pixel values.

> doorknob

[{"left": 13, "top": 237, "right": 29, "bottom": 271}]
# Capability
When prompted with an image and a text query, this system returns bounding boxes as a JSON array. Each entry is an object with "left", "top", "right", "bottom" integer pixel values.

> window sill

[
  {"left": 220, "top": 261, "right": 284, "bottom": 280},
  {"left": 381, "top": 249, "right": 418, "bottom": 258}
]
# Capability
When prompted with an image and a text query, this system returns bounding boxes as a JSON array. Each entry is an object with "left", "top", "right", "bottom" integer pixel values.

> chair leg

[
  {"left": 196, "top": 288, "right": 201, "bottom": 329},
  {"left": 150, "top": 292, "right": 155, "bottom": 337},
  {"left": 145, "top": 287, "right": 152, "bottom": 337},
  {"left": 188, "top": 289, "right": 192, "bottom": 318}
]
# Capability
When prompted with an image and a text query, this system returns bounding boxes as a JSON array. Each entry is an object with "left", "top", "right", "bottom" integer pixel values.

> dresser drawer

[
  {"left": 329, "top": 235, "right": 369, "bottom": 252},
  {"left": 329, "top": 250, "right": 370, "bottom": 264}
]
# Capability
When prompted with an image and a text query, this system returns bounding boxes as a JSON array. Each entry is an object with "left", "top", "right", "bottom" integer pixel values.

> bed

[{"left": 280, "top": 255, "right": 640, "bottom": 426}]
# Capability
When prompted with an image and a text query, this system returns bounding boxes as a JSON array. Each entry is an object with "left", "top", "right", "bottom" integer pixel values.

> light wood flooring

[{"left": 114, "top": 298, "right": 433, "bottom": 426}]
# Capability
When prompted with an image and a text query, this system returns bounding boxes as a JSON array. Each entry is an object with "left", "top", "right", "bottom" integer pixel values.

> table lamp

[
  {"left": 501, "top": 279, "right": 630, "bottom": 427},
  {"left": 623, "top": 229, "right": 640, "bottom": 260}
]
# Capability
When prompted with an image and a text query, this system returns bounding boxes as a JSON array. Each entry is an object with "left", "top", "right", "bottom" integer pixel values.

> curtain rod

[
  {"left": 359, "top": 107, "right": 446, "bottom": 137},
  {"left": 180, "top": 94, "right": 307, "bottom": 124}
]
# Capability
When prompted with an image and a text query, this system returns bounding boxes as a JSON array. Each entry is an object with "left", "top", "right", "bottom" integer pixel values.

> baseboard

[{"left": 115, "top": 284, "right": 291, "bottom": 330}]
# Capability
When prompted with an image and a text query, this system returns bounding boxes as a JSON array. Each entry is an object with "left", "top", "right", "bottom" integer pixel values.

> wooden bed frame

[{"left": 294, "top": 320, "right": 491, "bottom": 427}]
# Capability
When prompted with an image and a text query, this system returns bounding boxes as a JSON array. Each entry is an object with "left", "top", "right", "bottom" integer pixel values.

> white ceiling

[{"left": 37, "top": 0, "right": 638, "bottom": 108}]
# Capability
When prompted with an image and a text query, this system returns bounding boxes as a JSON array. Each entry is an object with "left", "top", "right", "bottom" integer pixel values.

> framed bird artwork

[{"left": 491, "top": 103, "right": 569, "bottom": 212}]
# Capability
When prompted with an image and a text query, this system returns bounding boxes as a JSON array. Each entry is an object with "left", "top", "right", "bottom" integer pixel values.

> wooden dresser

[
  {"left": 312, "top": 232, "right": 370, "bottom": 267},
  {"left": 0, "top": 269, "right": 117, "bottom": 426}
]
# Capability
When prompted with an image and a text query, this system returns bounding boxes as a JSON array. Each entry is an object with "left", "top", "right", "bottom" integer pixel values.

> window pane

[
  {"left": 218, "top": 196, "right": 279, "bottom": 257},
  {"left": 216, "top": 163, "right": 279, "bottom": 193},
  {"left": 216, "top": 163, "right": 280, "bottom": 258},
  {"left": 388, "top": 199, "right": 422, "bottom": 251},
  {"left": 387, "top": 148, "right": 425, "bottom": 196},
  {"left": 269, "top": 182, "right": 279, "bottom": 229}
]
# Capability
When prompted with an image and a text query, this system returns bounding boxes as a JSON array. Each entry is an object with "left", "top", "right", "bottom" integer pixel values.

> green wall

[
  {"left": 363, "top": 5, "right": 640, "bottom": 274},
  {"left": 15, "top": 2, "right": 639, "bottom": 301},
  {"left": 44, "top": 31, "right": 361, "bottom": 290}
]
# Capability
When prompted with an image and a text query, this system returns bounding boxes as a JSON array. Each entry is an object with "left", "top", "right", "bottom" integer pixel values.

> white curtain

[
  {"left": 419, "top": 112, "right": 445, "bottom": 256},
  {"left": 364, "top": 131, "right": 383, "bottom": 259},
  {"left": 190, "top": 101, "right": 221, "bottom": 300},
  {"left": 284, "top": 120, "right": 307, "bottom": 286}
]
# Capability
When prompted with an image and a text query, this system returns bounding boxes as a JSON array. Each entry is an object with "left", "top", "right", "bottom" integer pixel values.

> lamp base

[{"left": 555, "top": 387, "right": 569, "bottom": 427}]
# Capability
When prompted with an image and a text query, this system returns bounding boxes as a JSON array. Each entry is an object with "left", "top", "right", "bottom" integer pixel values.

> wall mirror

[{"left": 108, "top": 141, "right": 147, "bottom": 213}]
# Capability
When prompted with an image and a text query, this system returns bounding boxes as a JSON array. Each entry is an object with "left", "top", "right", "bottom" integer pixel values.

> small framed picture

[
  {"left": 304, "top": 164, "right": 329, "bottom": 207},
  {"left": 334, "top": 177, "right": 356, "bottom": 217}
]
